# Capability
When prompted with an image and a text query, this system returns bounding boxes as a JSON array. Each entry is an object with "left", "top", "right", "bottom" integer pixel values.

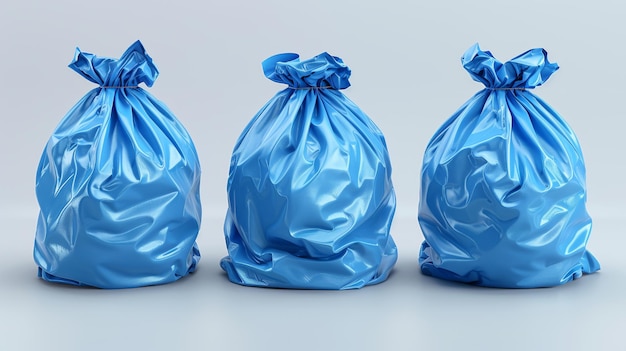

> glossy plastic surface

[
  {"left": 33, "top": 41, "right": 202, "bottom": 288},
  {"left": 221, "top": 53, "right": 397, "bottom": 289},
  {"left": 418, "top": 44, "right": 600, "bottom": 288}
]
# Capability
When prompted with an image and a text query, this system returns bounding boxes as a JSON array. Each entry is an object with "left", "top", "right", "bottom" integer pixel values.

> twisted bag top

[
  {"left": 221, "top": 52, "right": 398, "bottom": 289},
  {"left": 418, "top": 44, "right": 600, "bottom": 288},
  {"left": 34, "top": 41, "right": 202, "bottom": 288}
]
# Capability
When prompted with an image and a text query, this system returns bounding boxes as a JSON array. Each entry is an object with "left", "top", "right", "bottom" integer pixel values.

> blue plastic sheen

[
  {"left": 220, "top": 53, "right": 398, "bottom": 289},
  {"left": 418, "top": 44, "right": 600, "bottom": 288},
  {"left": 33, "top": 41, "right": 202, "bottom": 288}
]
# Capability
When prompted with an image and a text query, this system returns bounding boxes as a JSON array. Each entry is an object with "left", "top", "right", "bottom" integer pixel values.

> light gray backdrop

[{"left": 1, "top": 1, "right": 623, "bottom": 350}]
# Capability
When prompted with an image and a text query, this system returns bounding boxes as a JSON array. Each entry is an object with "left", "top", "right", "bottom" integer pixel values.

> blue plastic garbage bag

[
  {"left": 418, "top": 44, "right": 600, "bottom": 288},
  {"left": 34, "top": 41, "right": 202, "bottom": 288},
  {"left": 220, "top": 53, "right": 398, "bottom": 289}
]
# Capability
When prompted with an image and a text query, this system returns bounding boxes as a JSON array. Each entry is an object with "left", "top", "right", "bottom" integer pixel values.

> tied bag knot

[
  {"left": 262, "top": 52, "right": 351, "bottom": 90},
  {"left": 69, "top": 40, "right": 158, "bottom": 88},
  {"left": 463, "top": 43, "right": 559, "bottom": 90}
]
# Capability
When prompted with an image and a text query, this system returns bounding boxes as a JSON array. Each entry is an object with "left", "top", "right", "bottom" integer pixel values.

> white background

[{"left": 1, "top": 1, "right": 624, "bottom": 350}]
